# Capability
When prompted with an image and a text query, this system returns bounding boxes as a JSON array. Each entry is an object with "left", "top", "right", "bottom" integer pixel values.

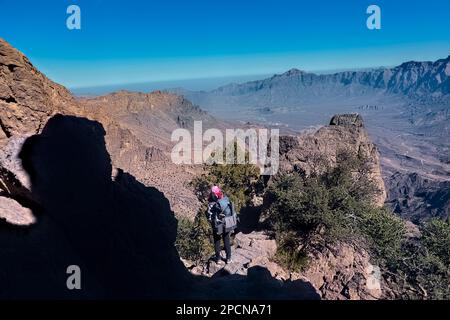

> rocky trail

[
  {"left": 184, "top": 229, "right": 384, "bottom": 300},
  {"left": 183, "top": 231, "right": 321, "bottom": 300},
  {"left": 203, "top": 232, "right": 288, "bottom": 280}
]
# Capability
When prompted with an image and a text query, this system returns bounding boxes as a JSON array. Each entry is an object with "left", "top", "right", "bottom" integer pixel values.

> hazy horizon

[
  {"left": 69, "top": 63, "right": 417, "bottom": 96},
  {"left": 1, "top": 0, "right": 449, "bottom": 89}
]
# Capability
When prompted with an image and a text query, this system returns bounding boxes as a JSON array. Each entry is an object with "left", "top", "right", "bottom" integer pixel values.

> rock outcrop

[
  {"left": 300, "top": 244, "right": 382, "bottom": 300},
  {"left": 0, "top": 38, "right": 79, "bottom": 143},
  {"left": 0, "top": 38, "right": 80, "bottom": 224},
  {"left": 185, "top": 114, "right": 388, "bottom": 299},
  {"left": 278, "top": 113, "right": 386, "bottom": 206}
]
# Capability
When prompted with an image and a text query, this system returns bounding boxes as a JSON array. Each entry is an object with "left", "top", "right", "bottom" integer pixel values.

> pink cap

[{"left": 211, "top": 186, "right": 222, "bottom": 198}]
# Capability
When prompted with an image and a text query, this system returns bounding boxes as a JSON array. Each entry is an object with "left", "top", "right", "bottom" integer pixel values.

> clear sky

[{"left": 1, "top": 0, "right": 449, "bottom": 89}]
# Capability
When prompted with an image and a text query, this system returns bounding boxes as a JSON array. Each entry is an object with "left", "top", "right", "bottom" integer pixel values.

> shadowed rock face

[
  {"left": 0, "top": 115, "right": 191, "bottom": 299},
  {"left": 0, "top": 114, "right": 320, "bottom": 300}
]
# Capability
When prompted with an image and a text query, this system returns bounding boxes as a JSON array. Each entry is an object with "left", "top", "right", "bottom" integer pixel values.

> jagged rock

[
  {"left": 329, "top": 113, "right": 364, "bottom": 127},
  {"left": 299, "top": 243, "right": 383, "bottom": 300},
  {"left": 0, "top": 196, "right": 35, "bottom": 225},
  {"left": 0, "top": 38, "right": 79, "bottom": 140}
]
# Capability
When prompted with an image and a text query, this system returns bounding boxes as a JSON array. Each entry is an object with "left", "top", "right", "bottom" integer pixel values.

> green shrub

[
  {"left": 175, "top": 209, "right": 214, "bottom": 263},
  {"left": 362, "top": 206, "right": 405, "bottom": 262},
  {"left": 267, "top": 149, "right": 406, "bottom": 271},
  {"left": 389, "top": 218, "right": 450, "bottom": 299},
  {"left": 421, "top": 218, "right": 450, "bottom": 261}
]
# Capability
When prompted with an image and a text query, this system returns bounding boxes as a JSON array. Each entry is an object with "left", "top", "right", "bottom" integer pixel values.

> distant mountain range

[{"left": 192, "top": 55, "right": 450, "bottom": 97}]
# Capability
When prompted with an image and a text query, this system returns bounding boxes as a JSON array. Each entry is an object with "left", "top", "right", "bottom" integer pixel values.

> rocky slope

[
  {"left": 188, "top": 231, "right": 382, "bottom": 300},
  {"left": 77, "top": 90, "right": 229, "bottom": 217},
  {"left": 0, "top": 38, "right": 80, "bottom": 143},
  {"left": 385, "top": 172, "right": 450, "bottom": 223},
  {"left": 0, "top": 38, "right": 213, "bottom": 221}
]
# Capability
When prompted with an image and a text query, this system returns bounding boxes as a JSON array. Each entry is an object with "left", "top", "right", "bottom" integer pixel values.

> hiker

[{"left": 207, "top": 186, "right": 238, "bottom": 264}]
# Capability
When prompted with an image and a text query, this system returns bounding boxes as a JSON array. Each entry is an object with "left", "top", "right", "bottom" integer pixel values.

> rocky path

[
  {"left": 190, "top": 231, "right": 291, "bottom": 281},
  {"left": 184, "top": 231, "right": 321, "bottom": 299},
  {"left": 184, "top": 230, "right": 383, "bottom": 300}
]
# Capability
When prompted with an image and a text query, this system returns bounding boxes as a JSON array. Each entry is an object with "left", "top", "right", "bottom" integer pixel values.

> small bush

[
  {"left": 175, "top": 209, "right": 214, "bottom": 263},
  {"left": 273, "top": 231, "right": 309, "bottom": 272},
  {"left": 362, "top": 206, "right": 405, "bottom": 262}
]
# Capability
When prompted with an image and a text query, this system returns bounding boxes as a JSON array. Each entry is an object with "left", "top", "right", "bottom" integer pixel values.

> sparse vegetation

[
  {"left": 267, "top": 149, "right": 449, "bottom": 299},
  {"left": 385, "top": 218, "right": 450, "bottom": 299},
  {"left": 176, "top": 213, "right": 214, "bottom": 263},
  {"left": 267, "top": 149, "right": 406, "bottom": 270},
  {"left": 191, "top": 142, "right": 262, "bottom": 213}
]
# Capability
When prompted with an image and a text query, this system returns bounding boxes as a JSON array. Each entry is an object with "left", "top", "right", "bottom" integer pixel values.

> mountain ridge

[{"left": 208, "top": 55, "right": 450, "bottom": 98}]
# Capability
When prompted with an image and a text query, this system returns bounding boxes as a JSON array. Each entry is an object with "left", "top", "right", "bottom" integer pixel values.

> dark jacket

[{"left": 207, "top": 196, "right": 234, "bottom": 233}]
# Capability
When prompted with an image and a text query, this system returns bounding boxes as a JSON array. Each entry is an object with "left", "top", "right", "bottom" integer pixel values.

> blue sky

[{"left": 1, "top": 0, "right": 449, "bottom": 88}]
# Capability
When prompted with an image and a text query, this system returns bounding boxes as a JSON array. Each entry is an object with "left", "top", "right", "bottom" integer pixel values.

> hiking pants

[{"left": 213, "top": 230, "right": 231, "bottom": 260}]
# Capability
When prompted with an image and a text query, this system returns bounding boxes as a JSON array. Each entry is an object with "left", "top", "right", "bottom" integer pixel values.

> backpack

[{"left": 217, "top": 197, "right": 238, "bottom": 233}]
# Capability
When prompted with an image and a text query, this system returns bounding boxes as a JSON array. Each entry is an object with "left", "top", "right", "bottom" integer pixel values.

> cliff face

[
  {"left": 0, "top": 39, "right": 81, "bottom": 224},
  {"left": 278, "top": 113, "right": 386, "bottom": 206},
  {"left": 0, "top": 39, "right": 79, "bottom": 143}
]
